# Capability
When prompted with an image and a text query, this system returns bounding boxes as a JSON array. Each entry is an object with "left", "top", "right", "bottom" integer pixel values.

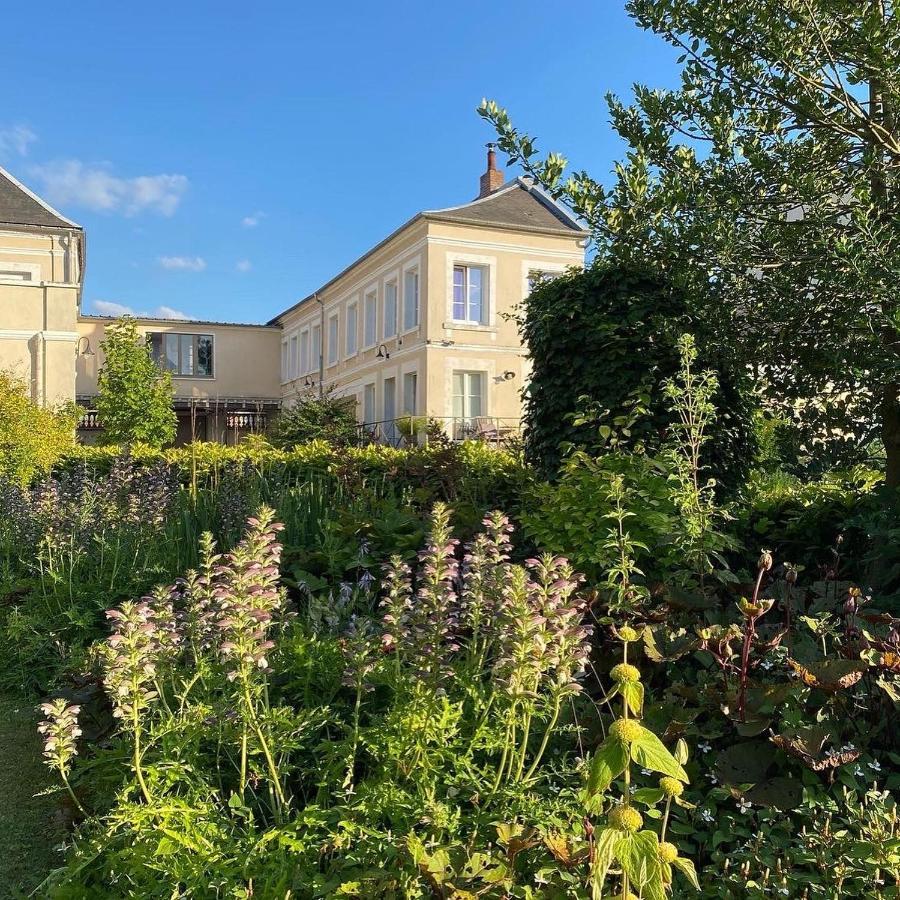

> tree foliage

[
  {"left": 96, "top": 318, "right": 177, "bottom": 448},
  {"left": 0, "top": 371, "right": 79, "bottom": 485},
  {"left": 520, "top": 263, "right": 756, "bottom": 486},
  {"left": 270, "top": 388, "right": 360, "bottom": 448},
  {"left": 481, "top": 0, "right": 900, "bottom": 482}
]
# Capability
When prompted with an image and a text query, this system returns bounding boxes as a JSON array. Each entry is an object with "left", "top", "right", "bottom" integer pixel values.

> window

[
  {"left": 328, "top": 314, "right": 339, "bottom": 365},
  {"left": 363, "top": 290, "right": 377, "bottom": 348},
  {"left": 403, "top": 371, "right": 417, "bottom": 415},
  {"left": 363, "top": 383, "right": 376, "bottom": 425},
  {"left": 453, "top": 265, "right": 485, "bottom": 323},
  {"left": 452, "top": 371, "right": 484, "bottom": 422},
  {"left": 280, "top": 341, "right": 288, "bottom": 382},
  {"left": 383, "top": 376, "right": 397, "bottom": 443},
  {"left": 300, "top": 330, "right": 310, "bottom": 375},
  {"left": 346, "top": 302, "right": 358, "bottom": 356},
  {"left": 0, "top": 269, "right": 31, "bottom": 282},
  {"left": 403, "top": 267, "right": 419, "bottom": 331},
  {"left": 384, "top": 280, "right": 398, "bottom": 339},
  {"left": 149, "top": 332, "right": 213, "bottom": 377},
  {"left": 311, "top": 323, "right": 321, "bottom": 374},
  {"left": 289, "top": 335, "right": 298, "bottom": 378},
  {"left": 527, "top": 269, "right": 558, "bottom": 294}
]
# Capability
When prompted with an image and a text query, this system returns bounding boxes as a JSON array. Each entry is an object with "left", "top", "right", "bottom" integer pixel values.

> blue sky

[{"left": 0, "top": 1, "right": 679, "bottom": 324}]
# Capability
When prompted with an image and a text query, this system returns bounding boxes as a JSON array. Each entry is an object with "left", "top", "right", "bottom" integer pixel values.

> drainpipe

[{"left": 315, "top": 292, "right": 325, "bottom": 398}]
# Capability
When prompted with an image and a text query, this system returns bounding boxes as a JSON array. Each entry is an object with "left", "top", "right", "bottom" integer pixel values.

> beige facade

[
  {"left": 274, "top": 171, "right": 587, "bottom": 442},
  {"left": 0, "top": 154, "right": 588, "bottom": 445},
  {"left": 0, "top": 167, "right": 84, "bottom": 407},
  {"left": 75, "top": 317, "right": 282, "bottom": 443}
]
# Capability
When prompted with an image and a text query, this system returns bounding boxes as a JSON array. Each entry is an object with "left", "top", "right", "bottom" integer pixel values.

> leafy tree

[
  {"left": 0, "top": 371, "right": 79, "bottom": 485},
  {"left": 271, "top": 388, "right": 360, "bottom": 448},
  {"left": 96, "top": 318, "right": 176, "bottom": 448},
  {"left": 481, "top": 1, "right": 900, "bottom": 483},
  {"left": 519, "top": 262, "right": 756, "bottom": 486}
]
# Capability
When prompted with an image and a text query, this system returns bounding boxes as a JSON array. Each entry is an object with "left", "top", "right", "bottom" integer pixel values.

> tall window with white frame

[
  {"left": 346, "top": 302, "right": 358, "bottom": 357},
  {"left": 328, "top": 314, "right": 339, "bottom": 366},
  {"left": 362, "top": 382, "right": 376, "bottom": 426},
  {"left": 280, "top": 341, "right": 288, "bottom": 383},
  {"left": 289, "top": 334, "right": 298, "bottom": 380},
  {"left": 402, "top": 371, "right": 417, "bottom": 415},
  {"left": 363, "top": 290, "right": 377, "bottom": 348},
  {"left": 311, "top": 323, "right": 321, "bottom": 375},
  {"left": 452, "top": 371, "right": 485, "bottom": 437},
  {"left": 383, "top": 280, "right": 398, "bottom": 339},
  {"left": 453, "top": 265, "right": 486, "bottom": 323},
  {"left": 383, "top": 376, "right": 397, "bottom": 444},
  {"left": 150, "top": 333, "right": 214, "bottom": 377},
  {"left": 403, "top": 267, "right": 419, "bottom": 331},
  {"left": 300, "top": 330, "right": 310, "bottom": 376}
]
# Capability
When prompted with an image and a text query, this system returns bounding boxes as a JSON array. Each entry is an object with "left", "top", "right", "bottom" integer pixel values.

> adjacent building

[{"left": 0, "top": 148, "right": 588, "bottom": 444}]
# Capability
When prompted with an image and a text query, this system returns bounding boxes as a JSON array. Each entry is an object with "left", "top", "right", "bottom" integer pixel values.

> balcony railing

[{"left": 355, "top": 416, "right": 522, "bottom": 448}]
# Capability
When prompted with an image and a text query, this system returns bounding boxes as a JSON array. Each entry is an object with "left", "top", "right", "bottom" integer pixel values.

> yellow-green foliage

[
  {"left": 0, "top": 371, "right": 79, "bottom": 485},
  {"left": 60, "top": 439, "right": 527, "bottom": 500}
]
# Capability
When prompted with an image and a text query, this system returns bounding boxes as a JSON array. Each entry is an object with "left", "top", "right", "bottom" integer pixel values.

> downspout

[{"left": 315, "top": 292, "right": 325, "bottom": 398}]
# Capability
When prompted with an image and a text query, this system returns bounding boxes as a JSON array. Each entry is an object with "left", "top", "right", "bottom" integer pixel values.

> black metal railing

[{"left": 353, "top": 416, "right": 521, "bottom": 448}]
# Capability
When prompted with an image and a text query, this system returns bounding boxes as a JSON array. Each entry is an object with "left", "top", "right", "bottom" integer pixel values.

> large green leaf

[
  {"left": 616, "top": 830, "right": 665, "bottom": 900},
  {"left": 588, "top": 738, "right": 629, "bottom": 795},
  {"left": 630, "top": 726, "right": 688, "bottom": 782},
  {"left": 672, "top": 855, "right": 700, "bottom": 890}
]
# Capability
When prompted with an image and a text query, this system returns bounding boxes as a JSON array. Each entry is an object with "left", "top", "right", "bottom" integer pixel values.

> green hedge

[{"left": 58, "top": 439, "right": 530, "bottom": 511}]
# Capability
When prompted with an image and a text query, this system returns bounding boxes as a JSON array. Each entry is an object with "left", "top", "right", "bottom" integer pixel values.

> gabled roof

[
  {"left": 0, "top": 165, "right": 81, "bottom": 229},
  {"left": 270, "top": 177, "right": 587, "bottom": 324},
  {"left": 424, "top": 177, "right": 588, "bottom": 237}
]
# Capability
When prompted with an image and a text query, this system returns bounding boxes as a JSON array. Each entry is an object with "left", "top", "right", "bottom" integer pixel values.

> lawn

[{"left": 0, "top": 695, "right": 67, "bottom": 898}]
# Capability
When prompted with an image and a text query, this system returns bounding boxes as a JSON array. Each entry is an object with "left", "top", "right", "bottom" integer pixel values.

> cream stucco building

[{"left": 0, "top": 150, "right": 587, "bottom": 445}]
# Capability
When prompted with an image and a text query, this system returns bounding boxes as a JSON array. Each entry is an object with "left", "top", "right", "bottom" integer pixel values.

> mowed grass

[{"left": 0, "top": 695, "right": 67, "bottom": 898}]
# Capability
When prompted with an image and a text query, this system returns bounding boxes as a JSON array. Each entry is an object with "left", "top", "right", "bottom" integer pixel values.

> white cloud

[
  {"left": 236, "top": 259, "right": 252, "bottom": 273},
  {"left": 29, "top": 160, "right": 188, "bottom": 216},
  {"left": 241, "top": 211, "right": 265, "bottom": 227},
  {"left": 93, "top": 299, "right": 135, "bottom": 317},
  {"left": 0, "top": 124, "right": 37, "bottom": 157},
  {"left": 90, "top": 299, "right": 196, "bottom": 320},
  {"left": 159, "top": 255, "right": 206, "bottom": 272}
]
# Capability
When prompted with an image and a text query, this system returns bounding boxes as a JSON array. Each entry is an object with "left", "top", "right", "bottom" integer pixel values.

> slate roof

[
  {"left": 425, "top": 177, "right": 588, "bottom": 236},
  {"left": 270, "top": 177, "right": 587, "bottom": 323},
  {"left": 0, "top": 165, "right": 81, "bottom": 229}
]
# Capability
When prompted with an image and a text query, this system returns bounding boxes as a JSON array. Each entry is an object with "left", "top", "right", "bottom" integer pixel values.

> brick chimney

[{"left": 478, "top": 143, "right": 504, "bottom": 198}]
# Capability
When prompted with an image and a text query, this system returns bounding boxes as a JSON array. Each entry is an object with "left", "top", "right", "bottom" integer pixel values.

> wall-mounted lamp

[
  {"left": 303, "top": 375, "right": 315, "bottom": 389},
  {"left": 75, "top": 336, "right": 95, "bottom": 357},
  {"left": 375, "top": 343, "right": 391, "bottom": 359},
  {"left": 501, "top": 370, "right": 516, "bottom": 381}
]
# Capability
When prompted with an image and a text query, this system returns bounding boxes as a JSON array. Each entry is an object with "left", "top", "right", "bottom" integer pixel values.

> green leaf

[
  {"left": 632, "top": 787, "right": 666, "bottom": 805},
  {"left": 630, "top": 726, "right": 689, "bottom": 782},
  {"left": 588, "top": 738, "right": 629, "bottom": 795},
  {"left": 616, "top": 831, "right": 665, "bottom": 900},
  {"left": 672, "top": 855, "right": 700, "bottom": 889},
  {"left": 621, "top": 679, "right": 644, "bottom": 715},
  {"left": 590, "top": 827, "right": 622, "bottom": 891}
]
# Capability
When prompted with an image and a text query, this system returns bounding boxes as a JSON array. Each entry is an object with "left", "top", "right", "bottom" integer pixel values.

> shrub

[
  {"left": 95, "top": 318, "right": 177, "bottom": 448},
  {"left": 521, "top": 263, "right": 757, "bottom": 487},
  {"left": 0, "top": 370, "right": 79, "bottom": 485},
  {"left": 271, "top": 389, "right": 360, "bottom": 448}
]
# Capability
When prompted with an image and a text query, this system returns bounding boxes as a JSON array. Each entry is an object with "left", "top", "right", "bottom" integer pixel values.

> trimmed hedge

[{"left": 57, "top": 439, "right": 530, "bottom": 511}]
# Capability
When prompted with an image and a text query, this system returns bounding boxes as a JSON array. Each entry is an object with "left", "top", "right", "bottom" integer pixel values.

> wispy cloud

[
  {"left": 92, "top": 300, "right": 135, "bottom": 317},
  {"left": 91, "top": 299, "right": 196, "bottom": 320},
  {"left": 29, "top": 160, "right": 188, "bottom": 216},
  {"left": 241, "top": 211, "right": 265, "bottom": 227},
  {"left": 236, "top": 259, "right": 252, "bottom": 273},
  {"left": 159, "top": 255, "right": 206, "bottom": 272},
  {"left": 0, "top": 124, "right": 37, "bottom": 158}
]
